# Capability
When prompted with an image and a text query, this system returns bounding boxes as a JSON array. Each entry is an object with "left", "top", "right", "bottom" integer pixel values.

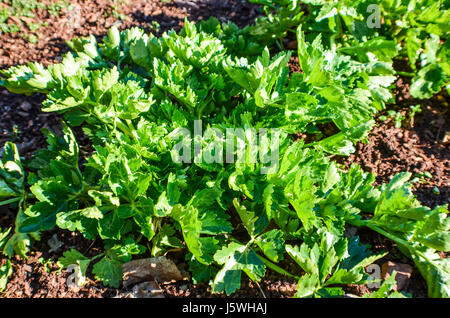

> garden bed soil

[{"left": 0, "top": 0, "right": 448, "bottom": 298}]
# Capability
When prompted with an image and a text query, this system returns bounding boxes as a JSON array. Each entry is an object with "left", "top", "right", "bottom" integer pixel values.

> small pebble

[
  {"left": 23, "top": 265, "right": 33, "bottom": 272},
  {"left": 20, "top": 101, "right": 32, "bottom": 112}
]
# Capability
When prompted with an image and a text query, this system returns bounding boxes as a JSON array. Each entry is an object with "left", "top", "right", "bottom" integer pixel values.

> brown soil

[
  {"left": 0, "top": 0, "right": 448, "bottom": 299},
  {"left": 288, "top": 55, "right": 301, "bottom": 74},
  {"left": 0, "top": 0, "right": 261, "bottom": 152},
  {"left": 0, "top": 0, "right": 299, "bottom": 299},
  {"left": 345, "top": 81, "right": 449, "bottom": 209},
  {"left": 287, "top": 54, "right": 449, "bottom": 209},
  {"left": 0, "top": 252, "right": 113, "bottom": 298},
  {"left": 160, "top": 278, "right": 297, "bottom": 298},
  {"left": 0, "top": 0, "right": 260, "bottom": 69}
]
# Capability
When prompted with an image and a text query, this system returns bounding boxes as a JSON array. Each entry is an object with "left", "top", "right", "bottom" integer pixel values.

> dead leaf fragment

[
  {"left": 381, "top": 261, "right": 413, "bottom": 291},
  {"left": 442, "top": 131, "right": 450, "bottom": 144},
  {"left": 122, "top": 256, "right": 183, "bottom": 288}
]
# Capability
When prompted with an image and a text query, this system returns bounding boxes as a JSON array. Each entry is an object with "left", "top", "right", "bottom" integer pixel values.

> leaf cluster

[{"left": 0, "top": 17, "right": 448, "bottom": 297}]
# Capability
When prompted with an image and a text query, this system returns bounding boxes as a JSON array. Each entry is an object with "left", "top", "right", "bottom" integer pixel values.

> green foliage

[
  {"left": 0, "top": 16, "right": 448, "bottom": 297},
  {"left": 363, "top": 272, "right": 410, "bottom": 298},
  {"left": 249, "top": 0, "right": 304, "bottom": 46},
  {"left": 0, "top": 142, "right": 24, "bottom": 201},
  {"left": 0, "top": 0, "right": 69, "bottom": 42},
  {"left": 92, "top": 253, "right": 123, "bottom": 288},
  {"left": 288, "top": 232, "right": 386, "bottom": 298},
  {"left": 248, "top": 0, "right": 449, "bottom": 99},
  {"left": 350, "top": 173, "right": 450, "bottom": 297},
  {"left": 57, "top": 249, "right": 92, "bottom": 286},
  {"left": 0, "top": 258, "right": 12, "bottom": 292}
]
